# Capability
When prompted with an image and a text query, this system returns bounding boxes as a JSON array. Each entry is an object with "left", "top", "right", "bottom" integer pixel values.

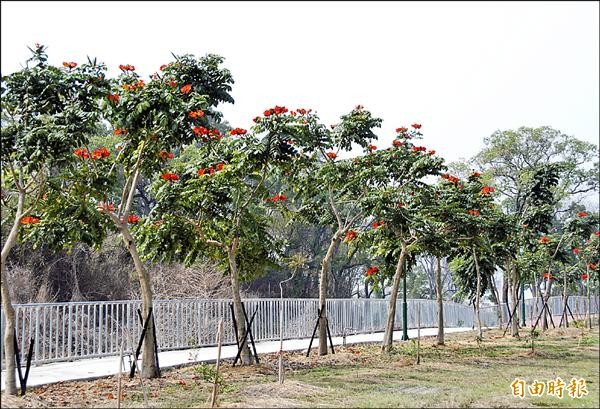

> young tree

[
  {"left": 363, "top": 125, "right": 444, "bottom": 352},
  {"left": 290, "top": 105, "right": 382, "bottom": 355},
  {"left": 0, "top": 45, "right": 108, "bottom": 394}
]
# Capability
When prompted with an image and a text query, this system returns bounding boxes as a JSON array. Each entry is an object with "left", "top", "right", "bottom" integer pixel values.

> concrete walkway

[{"left": 1, "top": 327, "right": 473, "bottom": 390}]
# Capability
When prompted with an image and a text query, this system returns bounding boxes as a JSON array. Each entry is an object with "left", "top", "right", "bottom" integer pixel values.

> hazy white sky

[{"left": 1, "top": 1, "right": 599, "bottom": 163}]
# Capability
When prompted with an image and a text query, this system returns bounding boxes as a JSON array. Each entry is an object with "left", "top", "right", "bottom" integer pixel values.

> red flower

[
  {"left": 197, "top": 168, "right": 206, "bottom": 177},
  {"left": 481, "top": 186, "right": 495, "bottom": 196},
  {"left": 127, "top": 214, "right": 140, "bottom": 224},
  {"left": 91, "top": 147, "right": 110, "bottom": 160},
  {"left": 230, "top": 128, "right": 248, "bottom": 136},
  {"left": 581, "top": 273, "right": 589, "bottom": 280},
  {"left": 209, "top": 167, "right": 215, "bottom": 176},
  {"left": 539, "top": 236, "right": 551, "bottom": 244},
  {"left": 264, "top": 110, "right": 271, "bottom": 117},
  {"left": 169, "top": 80, "right": 177, "bottom": 88},
  {"left": 372, "top": 220, "right": 384, "bottom": 229},
  {"left": 114, "top": 128, "right": 126, "bottom": 136},
  {"left": 588, "top": 263, "right": 597, "bottom": 271},
  {"left": 428, "top": 150, "right": 436, "bottom": 156},
  {"left": 468, "top": 209, "right": 480, "bottom": 216},
  {"left": 108, "top": 93, "right": 120, "bottom": 103},
  {"left": 471, "top": 172, "right": 481, "bottom": 178},
  {"left": 368, "top": 144, "right": 377, "bottom": 151},
  {"left": 297, "top": 108, "right": 307, "bottom": 115},
  {"left": 216, "top": 163, "right": 224, "bottom": 171},
  {"left": 97, "top": 202, "right": 115, "bottom": 212},
  {"left": 573, "top": 248, "right": 580, "bottom": 255},
  {"left": 392, "top": 140, "right": 403, "bottom": 147},
  {"left": 577, "top": 211, "right": 588, "bottom": 218},
  {"left": 188, "top": 110, "right": 205, "bottom": 119},
  {"left": 267, "top": 193, "right": 288, "bottom": 203},
  {"left": 326, "top": 152, "right": 337, "bottom": 159},
  {"left": 543, "top": 272, "right": 551, "bottom": 280},
  {"left": 160, "top": 64, "right": 168, "bottom": 71},
  {"left": 412, "top": 146, "right": 426, "bottom": 153},
  {"left": 20, "top": 216, "right": 40, "bottom": 225},
  {"left": 159, "top": 151, "right": 174, "bottom": 160},
  {"left": 366, "top": 266, "right": 379, "bottom": 276},
  {"left": 63, "top": 62, "right": 77, "bottom": 69},
  {"left": 396, "top": 202, "right": 404, "bottom": 208},
  {"left": 180, "top": 84, "right": 192, "bottom": 94},
  {"left": 119, "top": 64, "right": 135, "bottom": 71},
  {"left": 153, "top": 220, "right": 163, "bottom": 227},
  {"left": 161, "top": 172, "right": 179, "bottom": 182},
  {"left": 411, "top": 123, "right": 422, "bottom": 129},
  {"left": 395, "top": 127, "right": 408, "bottom": 133},
  {"left": 344, "top": 230, "right": 358, "bottom": 243},
  {"left": 595, "top": 231, "right": 600, "bottom": 237},
  {"left": 74, "top": 148, "right": 89, "bottom": 159},
  {"left": 193, "top": 126, "right": 209, "bottom": 136}
]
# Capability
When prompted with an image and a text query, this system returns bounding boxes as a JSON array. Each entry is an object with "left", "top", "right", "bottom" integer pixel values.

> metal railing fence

[{"left": 1, "top": 295, "right": 597, "bottom": 368}]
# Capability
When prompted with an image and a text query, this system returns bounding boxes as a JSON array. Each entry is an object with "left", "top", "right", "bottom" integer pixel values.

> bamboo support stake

[
  {"left": 416, "top": 302, "right": 421, "bottom": 365},
  {"left": 211, "top": 320, "right": 224, "bottom": 408}
]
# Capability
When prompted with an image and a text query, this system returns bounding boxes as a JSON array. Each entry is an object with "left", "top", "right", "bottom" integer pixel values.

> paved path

[{"left": 1, "top": 327, "right": 473, "bottom": 390}]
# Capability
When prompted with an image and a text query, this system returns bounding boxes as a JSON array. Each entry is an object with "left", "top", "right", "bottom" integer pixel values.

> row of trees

[{"left": 2, "top": 46, "right": 598, "bottom": 395}]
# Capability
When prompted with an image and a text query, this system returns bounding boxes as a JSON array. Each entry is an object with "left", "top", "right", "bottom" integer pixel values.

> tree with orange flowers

[
  {"left": 0, "top": 44, "right": 108, "bottom": 395},
  {"left": 363, "top": 125, "right": 445, "bottom": 352},
  {"left": 288, "top": 105, "right": 382, "bottom": 356}
]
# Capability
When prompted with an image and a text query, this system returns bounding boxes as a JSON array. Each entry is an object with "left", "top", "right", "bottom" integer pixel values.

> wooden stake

[
  {"left": 416, "top": 302, "right": 421, "bottom": 365},
  {"left": 211, "top": 320, "right": 224, "bottom": 408},
  {"left": 117, "top": 339, "right": 125, "bottom": 409}
]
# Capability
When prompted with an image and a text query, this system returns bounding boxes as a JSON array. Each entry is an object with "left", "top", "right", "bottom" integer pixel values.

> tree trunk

[
  {"left": 561, "top": 270, "right": 568, "bottom": 328},
  {"left": 435, "top": 256, "right": 444, "bottom": 345},
  {"left": 488, "top": 272, "right": 503, "bottom": 327},
  {"left": 381, "top": 242, "right": 407, "bottom": 353},
  {"left": 1, "top": 191, "right": 25, "bottom": 395},
  {"left": 119, "top": 226, "right": 158, "bottom": 378},
  {"left": 541, "top": 277, "right": 552, "bottom": 331},
  {"left": 510, "top": 271, "right": 520, "bottom": 337},
  {"left": 472, "top": 248, "right": 483, "bottom": 338},
  {"left": 586, "top": 266, "right": 592, "bottom": 329},
  {"left": 502, "top": 272, "right": 509, "bottom": 305},
  {"left": 318, "top": 233, "right": 341, "bottom": 356},
  {"left": 227, "top": 241, "right": 251, "bottom": 364}
]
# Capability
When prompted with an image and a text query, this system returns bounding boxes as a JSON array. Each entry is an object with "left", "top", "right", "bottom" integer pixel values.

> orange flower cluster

[
  {"left": 161, "top": 172, "right": 179, "bottom": 182},
  {"left": 372, "top": 220, "right": 384, "bottom": 229},
  {"left": 577, "top": 211, "right": 588, "bottom": 217},
  {"left": 441, "top": 173, "right": 460, "bottom": 184},
  {"left": 366, "top": 266, "right": 379, "bottom": 276},
  {"left": 543, "top": 272, "right": 555, "bottom": 281},
  {"left": 468, "top": 209, "right": 481, "bottom": 216},
  {"left": 412, "top": 146, "right": 427, "bottom": 152},
  {"left": 263, "top": 105, "right": 289, "bottom": 117},
  {"left": 188, "top": 110, "right": 205, "bottom": 119},
  {"left": 326, "top": 152, "right": 337, "bottom": 159},
  {"left": 159, "top": 64, "right": 169, "bottom": 71},
  {"left": 573, "top": 248, "right": 580, "bottom": 255},
  {"left": 74, "top": 148, "right": 89, "bottom": 159},
  {"left": 471, "top": 172, "right": 481, "bottom": 178},
  {"left": 428, "top": 150, "right": 436, "bottom": 156},
  {"left": 20, "top": 216, "right": 40, "bottom": 225},
  {"left": 62, "top": 61, "right": 77, "bottom": 69},
  {"left": 395, "top": 127, "right": 408, "bottom": 133},
  {"left": 581, "top": 273, "right": 589, "bottom": 280},
  {"left": 411, "top": 123, "right": 422, "bottom": 129},
  {"left": 119, "top": 64, "right": 135, "bottom": 71},
  {"left": 344, "top": 230, "right": 358, "bottom": 243},
  {"left": 368, "top": 144, "right": 377, "bottom": 151},
  {"left": 392, "top": 139, "right": 403, "bottom": 147},
  {"left": 588, "top": 263, "right": 597, "bottom": 271},
  {"left": 114, "top": 128, "right": 126, "bottom": 136},
  {"left": 91, "top": 147, "right": 110, "bottom": 160},
  {"left": 266, "top": 193, "right": 288, "bottom": 203},
  {"left": 97, "top": 202, "right": 115, "bottom": 212},
  {"left": 296, "top": 108, "right": 311, "bottom": 115},
  {"left": 127, "top": 214, "right": 140, "bottom": 224},
  {"left": 230, "top": 128, "right": 248, "bottom": 136},
  {"left": 122, "top": 80, "right": 145, "bottom": 91},
  {"left": 193, "top": 127, "right": 222, "bottom": 140},
  {"left": 108, "top": 93, "right": 120, "bottom": 103},
  {"left": 481, "top": 186, "right": 495, "bottom": 195},
  {"left": 159, "top": 151, "right": 174, "bottom": 160},
  {"left": 181, "top": 84, "right": 192, "bottom": 94},
  {"left": 539, "top": 236, "right": 551, "bottom": 244},
  {"left": 197, "top": 163, "right": 225, "bottom": 177}
]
